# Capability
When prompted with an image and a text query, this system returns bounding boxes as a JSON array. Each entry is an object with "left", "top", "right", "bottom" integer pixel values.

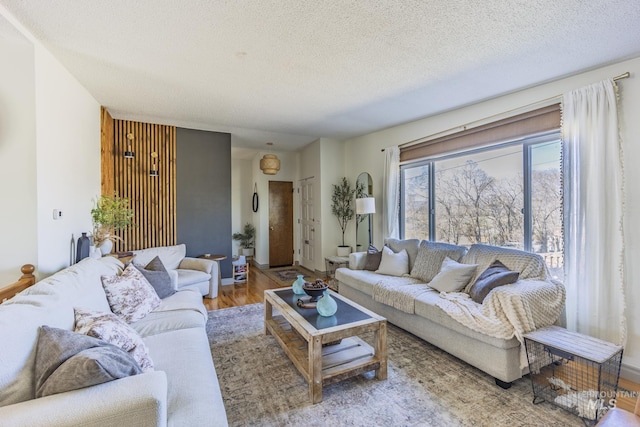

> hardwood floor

[
  {"left": 203, "top": 264, "right": 639, "bottom": 414},
  {"left": 203, "top": 263, "right": 287, "bottom": 310}
]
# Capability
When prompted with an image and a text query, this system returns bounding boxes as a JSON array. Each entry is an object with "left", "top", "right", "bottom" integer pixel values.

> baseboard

[
  {"left": 621, "top": 363, "right": 640, "bottom": 383},
  {"left": 253, "top": 261, "right": 269, "bottom": 270}
]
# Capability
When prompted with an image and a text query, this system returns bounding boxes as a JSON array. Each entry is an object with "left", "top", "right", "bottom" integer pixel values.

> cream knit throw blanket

[
  {"left": 372, "top": 276, "right": 427, "bottom": 313},
  {"left": 436, "top": 279, "right": 566, "bottom": 368}
]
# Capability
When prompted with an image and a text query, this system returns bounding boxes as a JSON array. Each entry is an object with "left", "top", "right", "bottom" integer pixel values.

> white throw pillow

[
  {"left": 375, "top": 246, "right": 409, "bottom": 276},
  {"left": 428, "top": 257, "right": 478, "bottom": 293},
  {"left": 101, "top": 264, "right": 161, "bottom": 323}
]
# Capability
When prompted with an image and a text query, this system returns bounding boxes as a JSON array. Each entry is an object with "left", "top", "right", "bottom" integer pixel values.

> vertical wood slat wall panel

[
  {"left": 101, "top": 114, "right": 177, "bottom": 252},
  {"left": 100, "top": 107, "right": 115, "bottom": 196}
]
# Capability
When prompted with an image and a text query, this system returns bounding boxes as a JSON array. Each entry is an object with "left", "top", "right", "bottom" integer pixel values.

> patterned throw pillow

[
  {"left": 410, "top": 240, "right": 467, "bottom": 283},
  {"left": 135, "top": 256, "right": 175, "bottom": 299},
  {"left": 364, "top": 245, "right": 382, "bottom": 271},
  {"left": 101, "top": 264, "right": 161, "bottom": 323},
  {"left": 74, "top": 308, "right": 154, "bottom": 372}
]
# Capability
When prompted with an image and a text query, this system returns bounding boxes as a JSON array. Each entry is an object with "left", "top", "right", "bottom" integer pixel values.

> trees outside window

[{"left": 401, "top": 136, "right": 562, "bottom": 278}]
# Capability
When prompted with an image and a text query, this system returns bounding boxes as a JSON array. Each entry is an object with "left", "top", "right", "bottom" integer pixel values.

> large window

[{"left": 400, "top": 134, "right": 562, "bottom": 278}]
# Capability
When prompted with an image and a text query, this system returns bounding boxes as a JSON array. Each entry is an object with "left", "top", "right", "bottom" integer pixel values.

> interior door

[
  {"left": 269, "top": 181, "right": 294, "bottom": 267},
  {"left": 300, "top": 178, "right": 316, "bottom": 271}
]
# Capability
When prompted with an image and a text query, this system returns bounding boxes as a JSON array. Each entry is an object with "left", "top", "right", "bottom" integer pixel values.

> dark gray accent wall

[{"left": 176, "top": 128, "right": 232, "bottom": 278}]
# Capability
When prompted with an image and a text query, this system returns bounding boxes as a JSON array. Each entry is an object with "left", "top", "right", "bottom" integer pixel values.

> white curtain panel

[
  {"left": 562, "top": 79, "right": 627, "bottom": 346},
  {"left": 383, "top": 146, "right": 400, "bottom": 239}
]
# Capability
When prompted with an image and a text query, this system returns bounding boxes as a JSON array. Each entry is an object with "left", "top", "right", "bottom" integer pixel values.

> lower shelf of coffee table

[{"left": 267, "top": 315, "right": 380, "bottom": 386}]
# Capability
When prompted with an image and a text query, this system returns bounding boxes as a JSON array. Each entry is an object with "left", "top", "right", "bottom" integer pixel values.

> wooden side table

[
  {"left": 524, "top": 326, "right": 623, "bottom": 422},
  {"left": 198, "top": 254, "right": 227, "bottom": 298},
  {"left": 325, "top": 256, "right": 349, "bottom": 291}
]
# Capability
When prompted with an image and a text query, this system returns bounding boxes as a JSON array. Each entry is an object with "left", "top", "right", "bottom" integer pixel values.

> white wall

[
  {"left": 34, "top": 45, "right": 101, "bottom": 275},
  {"left": 0, "top": 8, "right": 101, "bottom": 283},
  {"left": 319, "top": 138, "right": 346, "bottom": 263},
  {"left": 231, "top": 157, "right": 254, "bottom": 262},
  {"left": 251, "top": 150, "right": 300, "bottom": 266},
  {"left": 344, "top": 56, "right": 640, "bottom": 377},
  {"left": 0, "top": 17, "right": 37, "bottom": 285}
]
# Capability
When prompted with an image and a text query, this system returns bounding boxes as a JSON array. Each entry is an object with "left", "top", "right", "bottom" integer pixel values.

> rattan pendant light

[{"left": 259, "top": 142, "right": 280, "bottom": 175}]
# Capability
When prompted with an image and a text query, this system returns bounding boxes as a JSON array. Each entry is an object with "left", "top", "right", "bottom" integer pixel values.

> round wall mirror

[{"left": 355, "top": 172, "right": 373, "bottom": 251}]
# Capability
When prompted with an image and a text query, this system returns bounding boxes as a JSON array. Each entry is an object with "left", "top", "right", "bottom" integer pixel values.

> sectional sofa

[
  {"left": 132, "top": 244, "right": 217, "bottom": 297},
  {"left": 0, "top": 256, "right": 227, "bottom": 427},
  {"left": 336, "top": 239, "right": 566, "bottom": 387}
]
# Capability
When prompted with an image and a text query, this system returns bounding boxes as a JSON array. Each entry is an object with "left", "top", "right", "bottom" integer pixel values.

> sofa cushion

[
  {"left": 136, "top": 256, "right": 176, "bottom": 299},
  {"left": 384, "top": 238, "right": 420, "bottom": 271},
  {"left": 176, "top": 269, "right": 211, "bottom": 287},
  {"left": 427, "top": 257, "right": 478, "bottom": 293},
  {"left": 410, "top": 240, "right": 467, "bottom": 283},
  {"left": 34, "top": 257, "right": 117, "bottom": 314},
  {"left": 0, "top": 292, "right": 70, "bottom": 406},
  {"left": 460, "top": 244, "right": 549, "bottom": 292},
  {"left": 101, "top": 264, "right": 161, "bottom": 324},
  {"left": 130, "top": 289, "right": 208, "bottom": 337},
  {"left": 413, "top": 291, "right": 521, "bottom": 350},
  {"left": 335, "top": 269, "right": 388, "bottom": 297},
  {"left": 74, "top": 308, "right": 154, "bottom": 372},
  {"left": 132, "top": 244, "right": 186, "bottom": 271},
  {"left": 376, "top": 246, "right": 409, "bottom": 276},
  {"left": 364, "top": 245, "right": 382, "bottom": 271},
  {"left": 469, "top": 261, "right": 520, "bottom": 304},
  {"left": 144, "top": 327, "right": 225, "bottom": 426},
  {"left": 35, "top": 326, "right": 141, "bottom": 398}
]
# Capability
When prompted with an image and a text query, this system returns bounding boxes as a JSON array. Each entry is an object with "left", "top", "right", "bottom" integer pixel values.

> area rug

[
  {"left": 262, "top": 265, "right": 317, "bottom": 287},
  {"left": 207, "top": 304, "right": 582, "bottom": 427}
]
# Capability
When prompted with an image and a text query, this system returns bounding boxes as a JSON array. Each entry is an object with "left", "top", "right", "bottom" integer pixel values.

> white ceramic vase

[
  {"left": 98, "top": 240, "right": 113, "bottom": 256},
  {"left": 242, "top": 248, "right": 254, "bottom": 256},
  {"left": 337, "top": 246, "right": 351, "bottom": 257}
]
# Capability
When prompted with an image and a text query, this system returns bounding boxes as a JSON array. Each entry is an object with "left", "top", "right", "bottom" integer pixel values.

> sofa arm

[
  {"left": 179, "top": 257, "right": 214, "bottom": 274},
  {"left": 349, "top": 252, "right": 367, "bottom": 270},
  {"left": 168, "top": 270, "right": 179, "bottom": 290},
  {"left": 179, "top": 257, "right": 218, "bottom": 297},
  {"left": 0, "top": 371, "right": 168, "bottom": 427}
]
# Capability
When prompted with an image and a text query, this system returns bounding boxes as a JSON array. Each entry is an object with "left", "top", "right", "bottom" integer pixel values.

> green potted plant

[
  {"left": 91, "top": 193, "right": 134, "bottom": 255},
  {"left": 232, "top": 222, "right": 256, "bottom": 256},
  {"left": 331, "top": 177, "right": 356, "bottom": 256}
]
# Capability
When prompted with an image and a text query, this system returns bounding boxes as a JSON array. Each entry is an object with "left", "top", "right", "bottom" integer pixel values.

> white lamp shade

[{"left": 356, "top": 197, "right": 376, "bottom": 214}]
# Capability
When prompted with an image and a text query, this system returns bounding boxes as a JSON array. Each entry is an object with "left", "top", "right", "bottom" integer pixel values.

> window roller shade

[{"left": 400, "top": 104, "right": 561, "bottom": 162}]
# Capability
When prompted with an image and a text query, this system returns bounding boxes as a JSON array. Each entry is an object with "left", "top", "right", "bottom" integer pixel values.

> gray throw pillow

[
  {"left": 364, "top": 245, "right": 382, "bottom": 271},
  {"left": 35, "top": 326, "right": 142, "bottom": 398},
  {"left": 410, "top": 241, "right": 467, "bottom": 283},
  {"left": 469, "top": 260, "right": 520, "bottom": 304},
  {"left": 136, "top": 256, "right": 175, "bottom": 299}
]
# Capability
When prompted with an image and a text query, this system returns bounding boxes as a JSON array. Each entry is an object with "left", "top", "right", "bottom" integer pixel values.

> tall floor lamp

[{"left": 356, "top": 197, "right": 376, "bottom": 246}]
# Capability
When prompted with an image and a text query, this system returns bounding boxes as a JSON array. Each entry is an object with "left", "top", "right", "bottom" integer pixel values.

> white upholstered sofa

[
  {"left": 336, "top": 239, "right": 566, "bottom": 388},
  {"left": 0, "top": 256, "right": 227, "bottom": 427},
  {"left": 132, "top": 244, "right": 217, "bottom": 297}
]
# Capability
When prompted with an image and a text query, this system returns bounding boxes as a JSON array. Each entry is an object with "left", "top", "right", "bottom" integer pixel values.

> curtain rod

[{"left": 381, "top": 71, "right": 630, "bottom": 152}]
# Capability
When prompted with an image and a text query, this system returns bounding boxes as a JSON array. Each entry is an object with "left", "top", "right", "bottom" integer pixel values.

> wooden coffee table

[{"left": 264, "top": 288, "right": 387, "bottom": 403}]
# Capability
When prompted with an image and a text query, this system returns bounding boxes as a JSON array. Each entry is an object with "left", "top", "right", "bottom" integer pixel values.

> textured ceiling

[{"left": 2, "top": 0, "right": 640, "bottom": 152}]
